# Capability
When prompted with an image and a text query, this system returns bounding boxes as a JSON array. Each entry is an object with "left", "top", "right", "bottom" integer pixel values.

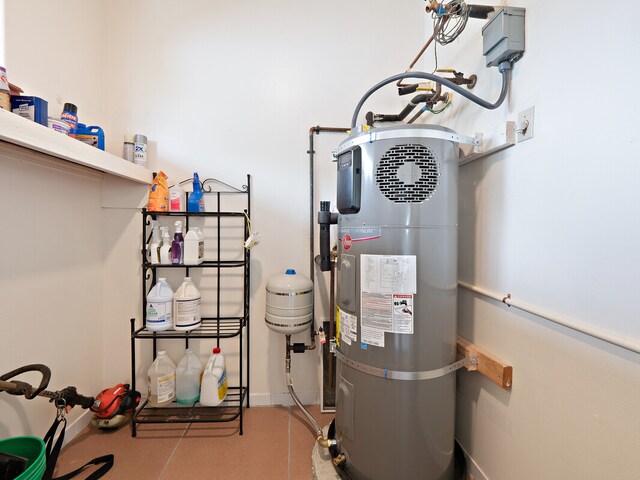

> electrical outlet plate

[{"left": 517, "top": 106, "right": 534, "bottom": 142}]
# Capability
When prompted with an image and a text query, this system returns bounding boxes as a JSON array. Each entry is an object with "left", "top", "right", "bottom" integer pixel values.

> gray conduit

[
  {"left": 458, "top": 281, "right": 640, "bottom": 355},
  {"left": 351, "top": 61, "right": 512, "bottom": 129}
]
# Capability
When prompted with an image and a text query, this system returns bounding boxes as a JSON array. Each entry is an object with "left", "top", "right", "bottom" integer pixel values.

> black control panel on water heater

[{"left": 336, "top": 146, "right": 361, "bottom": 215}]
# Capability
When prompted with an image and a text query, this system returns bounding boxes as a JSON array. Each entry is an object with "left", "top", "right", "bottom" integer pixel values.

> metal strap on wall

[{"left": 335, "top": 349, "right": 468, "bottom": 381}]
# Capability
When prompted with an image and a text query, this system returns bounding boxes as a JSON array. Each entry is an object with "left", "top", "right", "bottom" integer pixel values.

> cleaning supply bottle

[
  {"left": 149, "top": 222, "right": 162, "bottom": 265},
  {"left": 147, "top": 171, "right": 169, "bottom": 212},
  {"left": 183, "top": 228, "right": 201, "bottom": 265},
  {"left": 159, "top": 227, "right": 172, "bottom": 264},
  {"left": 60, "top": 102, "right": 78, "bottom": 138},
  {"left": 147, "top": 351, "right": 176, "bottom": 407},
  {"left": 169, "top": 182, "right": 185, "bottom": 212},
  {"left": 194, "top": 227, "right": 205, "bottom": 263},
  {"left": 187, "top": 172, "right": 205, "bottom": 212},
  {"left": 176, "top": 348, "right": 203, "bottom": 404},
  {"left": 172, "top": 221, "right": 184, "bottom": 265},
  {"left": 200, "top": 347, "right": 228, "bottom": 406},
  {"left": 173, "top": 277, "right": 201, "bottom": 331},
  {"left": 145, "top": 278, "right": 173, "bottom": 331}
]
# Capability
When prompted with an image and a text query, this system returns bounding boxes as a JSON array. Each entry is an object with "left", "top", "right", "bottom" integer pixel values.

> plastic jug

[
  {"left": 146, "top": 278, "right": 173, "bottom": 331},
  {"left": 200, "top": 347, "right": 228, "bottom": 406},
  {"left": 183, "top": 229, "right": 202, "bottom": 265},
  {"left": 187, "top": 172, "right": 205, "bottom": 212},
  {"left": 173, "top": 277, "right": 201, "bottom": 331},
  {"left": 147, "top": 351, "right": 176, "bottom": 407},
  {"left": 75, "top": 123, "right": 105, "bottom": 150},
  {"left": 176, "top": 348, "right": 203, "bottom": 404}
]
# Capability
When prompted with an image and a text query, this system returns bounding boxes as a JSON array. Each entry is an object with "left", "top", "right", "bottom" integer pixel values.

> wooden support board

[{"left": 457, "top": 335, "right": 513, "bottom": 389}]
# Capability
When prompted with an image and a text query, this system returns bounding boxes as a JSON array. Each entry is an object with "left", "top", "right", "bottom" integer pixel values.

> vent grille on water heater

[{"left": 375, "top": 143, "right": 440, "bottom": 203}]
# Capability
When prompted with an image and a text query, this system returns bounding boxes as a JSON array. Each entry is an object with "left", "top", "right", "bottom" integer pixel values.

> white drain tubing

[{"left": 458, "top": 281, "right": 640, "bottom": 355}]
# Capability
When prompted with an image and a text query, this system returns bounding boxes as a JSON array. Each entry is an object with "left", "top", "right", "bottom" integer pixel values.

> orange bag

[{"left": 148, "top": 171, "right": 169, "bottom": 211}]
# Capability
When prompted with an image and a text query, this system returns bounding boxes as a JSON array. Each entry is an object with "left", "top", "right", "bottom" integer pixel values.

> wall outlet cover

[{"left": 517, "top": 106, "right": 534, "bottom": 142}]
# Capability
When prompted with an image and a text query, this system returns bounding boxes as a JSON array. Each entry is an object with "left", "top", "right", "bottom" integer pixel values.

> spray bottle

[
  {"left": 172, "top": 221, "right": 184, "bottom": 265},
  {"left": 160, "top": 227, "right": 172, "bottom": 264},
  {"left": 149, "top": 222, "right": 162, "bottom": 265},
  {"left": 187, "top": 172, "right": 205, "bottom": 212}
]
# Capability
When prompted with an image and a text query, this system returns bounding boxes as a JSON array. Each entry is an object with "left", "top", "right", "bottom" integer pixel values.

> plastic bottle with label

[
  {"left": 187, "top": 172, "right": 205, "bottom": 212},
  {"left": 200, "top": 347, "right": 228, "bottom": 406},
  {"left": 146, "top": 278, "right": 173, "bottom": 331},
  {"left": 172, "top": 221, "right": 184, "bottom": 265},
  {"left": 147, "top": 351, "right": 176, "bottom": 407},
  {"left": 194, "top": 227, "right": 205, "bottom": 263},
  {"left": 183, "top": 229, "right": 201, "bottom": 265},
  {"left": 173, "top": 277, "right": 201, "bottom": 331},
  {"left": 176, "top": 348, "right": 203, "bottom": 404},
  {"left": 149, "top": 222, "right": 162, "bottom": 265},
  {"left": 169, "top": 182, "right": 185, "bottom": 212},
  {"left": 159, "top": 227, "right": 172, "bottom": 264}
]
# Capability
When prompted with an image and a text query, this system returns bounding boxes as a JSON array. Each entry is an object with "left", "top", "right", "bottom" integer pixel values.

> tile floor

[{"left": 56, "top": 406, "right": 335, "bottom": 480}]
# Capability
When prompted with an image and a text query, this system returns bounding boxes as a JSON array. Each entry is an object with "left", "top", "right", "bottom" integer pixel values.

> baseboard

[
  {"left": 249, "top": 391, "right": 319, "bottom": 407},
  {"left": 457, "top": 441, "right": 490, "bottom": 480},
  {"left": 62, "top": 410, "right": 92, "bottom": 447}
]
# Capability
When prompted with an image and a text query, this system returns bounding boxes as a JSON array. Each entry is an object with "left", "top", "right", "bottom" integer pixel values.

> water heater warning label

[
  {"left": 338, "top": 309, "right": 358, "bottom": 346},
  {"left": 360, "top": 255, "right": 416, "bottom": 346},
  {"left": 360, "top": 255, "right": 416, "bottom": 294}
]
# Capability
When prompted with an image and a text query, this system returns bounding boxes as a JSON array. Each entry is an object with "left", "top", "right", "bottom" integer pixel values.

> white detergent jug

[
  {"left": 200, "top": 347, "right": 228, "bottom": 406},
  {"left": 173, "top": 277, "right": 201, "bottom": 331},
  {"left": 146, "top": 278, "right": 173, "bottom": 331},
  {"left": 147, "top": 350, "right": 176, "bottom": 407},
  {"left": 176, "top": 348, "right": 203, "bottom": 404},
  {"left": 183, "top": 229, "right": 201, "bottom": 265}
]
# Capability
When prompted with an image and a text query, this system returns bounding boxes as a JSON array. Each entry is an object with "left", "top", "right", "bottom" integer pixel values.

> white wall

[
  {"left": 100, "top": 0, "right": 426, "bottom": 402},
  {"left": 414, "top": 2, "right": 640, "bottom": 479},
  {"left": 4, "top": 0, "right": 106, "bottom": 123},
  {"left": 0, "top": 146, "right": 105, "bottom": 437},
  {"left": 0, "top": 0, "right": 147, "bottom": 438}
]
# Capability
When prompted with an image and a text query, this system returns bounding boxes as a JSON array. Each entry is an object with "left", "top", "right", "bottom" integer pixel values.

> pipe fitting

[
  {"left": 332, "top": 454, "right": 346, "bottom": 466},
  {"left": 316, "top": 436, "right": 337, "bottom": 449}
]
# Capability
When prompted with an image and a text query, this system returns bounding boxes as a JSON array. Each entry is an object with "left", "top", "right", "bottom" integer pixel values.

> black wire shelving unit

[{"left": 130, "top": 175, "right": 251, "bottom": 437}]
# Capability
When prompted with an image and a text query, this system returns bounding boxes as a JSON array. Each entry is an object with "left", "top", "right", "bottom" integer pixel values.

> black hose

[
  {"left": 376, "top": 94, "right": 429, "bottom": 122},
  {"left": 350, "top": 61, "right": 512, "bottom": 129},
  {"left": 468, "top": 5, "right": 495, "bottom": 19}
]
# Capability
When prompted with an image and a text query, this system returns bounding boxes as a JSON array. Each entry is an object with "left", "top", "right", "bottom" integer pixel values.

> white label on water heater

[
  {"left": 360, "top": 255, "right": 416, "bottom": 294},
  {"left": 361, "top": 325, "right": 385, "bottom": 347},
  {"left": 339, "top": 309, "right": 358, "bottom": 346},
  {"left": 360, "top": 255, "right": 416, "bottom": 345}
]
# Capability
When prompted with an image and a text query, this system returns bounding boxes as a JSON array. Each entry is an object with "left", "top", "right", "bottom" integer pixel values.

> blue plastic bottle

[
  {"left": 187, "top": 173, "right": 205, "bottom": 212},
  {"left": 75, "top": 123, "right": 105, "bottom": 150}
]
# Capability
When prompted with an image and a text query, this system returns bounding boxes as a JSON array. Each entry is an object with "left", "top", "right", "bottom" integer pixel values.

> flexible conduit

[
  {"left": 458, "top": 281, "right": 640, "bottom": 355},
  {"left": 351, "top": 62, "right": 512, "bottom": 129}
]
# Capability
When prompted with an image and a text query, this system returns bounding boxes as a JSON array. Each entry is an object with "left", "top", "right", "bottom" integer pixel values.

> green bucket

[{"left": 0, "top": 436, "right": 46, "bottom": 480}]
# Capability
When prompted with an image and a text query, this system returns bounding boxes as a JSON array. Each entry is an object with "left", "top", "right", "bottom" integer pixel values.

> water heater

[{"left": 332, "top": 124, "right": 459, "bottom": 480}]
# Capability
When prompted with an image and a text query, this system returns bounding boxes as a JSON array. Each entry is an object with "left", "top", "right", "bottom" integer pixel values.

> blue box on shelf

[{"left": 11, "top": 96, "right": 48, "bottom": 126}]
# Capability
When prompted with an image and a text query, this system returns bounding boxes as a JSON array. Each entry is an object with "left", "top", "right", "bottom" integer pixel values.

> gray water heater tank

[{"left": 333, "top": 124, "right": 459, "bottom": 480}]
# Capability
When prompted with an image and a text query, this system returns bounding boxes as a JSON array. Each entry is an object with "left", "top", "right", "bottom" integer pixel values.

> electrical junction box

[{"left": 482, "top": 7, "right": 526, "bottom": 67}]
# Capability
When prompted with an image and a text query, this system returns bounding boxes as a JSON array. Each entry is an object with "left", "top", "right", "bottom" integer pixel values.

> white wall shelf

[{"left": 0, "top": 108, "right": 152, "bottom": 184}]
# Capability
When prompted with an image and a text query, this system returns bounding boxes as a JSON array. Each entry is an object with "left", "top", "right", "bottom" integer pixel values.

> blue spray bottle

[{"left": 187, "top": 172, "right": 205, "bottom": 212}]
